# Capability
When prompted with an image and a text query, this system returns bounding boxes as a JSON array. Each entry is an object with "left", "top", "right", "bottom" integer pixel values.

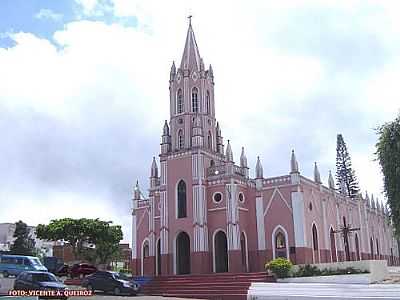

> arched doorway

[
  {"left": 156, "top": 239, "right": 161, "bottom": 275},
  {"left": 330, "top": 228, "right": 337, "bottom": 262},
  {"left": 240, "top": 232, "right": 248, "bottom": 272},
  {"left": 176, "top": 232, "right": 190, "bottom": 274},
  {"left": 312, "top": 224, "right": 319, "bottom": 263},
  {"left": 214, "top": 231, "right": 228, "bottom": 273},
  {"left": 141, "top": 240, "right": 149, "bottom": 276},
  {"left": 370, "top": 238, "right": 374, "bottom": 259},
  {"left": 355, "top": 234, "right": 360, "bottom": 261}
]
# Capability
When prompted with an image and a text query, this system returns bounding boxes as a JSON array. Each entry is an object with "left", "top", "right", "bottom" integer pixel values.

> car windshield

[
  {"left": 30, "top": 258, "right": 43, "bottom": 266},
  {"left": 32, "top": 273, "right": 58, "bottom": 282},
  {"left": 112, "top": 273, "right": 129, "bottom": 281}
]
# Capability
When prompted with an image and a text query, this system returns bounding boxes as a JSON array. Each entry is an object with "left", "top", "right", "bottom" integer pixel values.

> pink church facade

[{"left": 131, "top": 23, "right": 400, "bottom": 276}]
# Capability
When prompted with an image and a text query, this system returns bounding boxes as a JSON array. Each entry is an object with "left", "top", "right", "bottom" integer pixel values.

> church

[{"left": 131, "top": 21, "right": 400, "bottom": 276}]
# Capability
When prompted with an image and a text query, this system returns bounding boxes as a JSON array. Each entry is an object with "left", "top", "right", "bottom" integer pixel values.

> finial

[
  {"left": 328, "top": 170, "right": 335, "bottom": 189},
  {"left": 134, "top": 180, "right": 141, "bottom": 199},
  {"left": 188, "top": 15, "right": 192, "bottom": 26},
  {"left": 314, "top": 162, "right": 321, "bottom": 184},
  {"left": 151, "top": 156, "right": 158, "bottom": 178},
  {"left": 226, "top": 140, "right": 233, "bottom": 162},
  {"left": 256, "top": 156, "right": 263, "bottom": 178},
  {"left": 240, "top": 146, "right": 247, "bottom": 168},
  {"left": 290, "top": 149, "right": 299, "bottom": 173}
]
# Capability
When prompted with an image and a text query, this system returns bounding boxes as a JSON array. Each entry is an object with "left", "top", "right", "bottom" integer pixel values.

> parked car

[
  {"left": 54, "top": 264, "right": 69, "bottom": 277},
  {"left": 0, "top": 255, "right": 48, "bottom": 277},
  {"left": 43, "top": 257, "right": 64, "bottom": 274},
  {"left": 14, "top": 271, "right": 68, "bottom": 298},
  {"left": 69, "top": 263, "right": 97, "bottom": 278},
  {"left": 82, "top": 271, "right": 140, "bottom": 295}
]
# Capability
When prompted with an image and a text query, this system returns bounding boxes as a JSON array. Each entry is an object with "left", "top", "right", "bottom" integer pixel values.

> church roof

[{"left": 180, "top": 21, "right": 202, "bottom": 71}]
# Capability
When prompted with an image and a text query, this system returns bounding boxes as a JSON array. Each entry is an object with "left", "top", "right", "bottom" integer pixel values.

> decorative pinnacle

[{"left": 188, "top": 15, "right": 192, "bottom": 25}]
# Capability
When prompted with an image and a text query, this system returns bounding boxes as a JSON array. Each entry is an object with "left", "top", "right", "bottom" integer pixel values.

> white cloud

[
  {"left": 34, "top": 9, "right": 63, "bottom": 22},
  {"left": 1, "top": 0, "right": 400, "bottom": 243}
]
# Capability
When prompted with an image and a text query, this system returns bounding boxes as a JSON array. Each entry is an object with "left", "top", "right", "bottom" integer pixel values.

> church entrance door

[
  {"left": 176, "top": 232, "right": 190, "bottom": 275},
  {"left": 214, "top": 231, "right": 228, "bottom": 273}
]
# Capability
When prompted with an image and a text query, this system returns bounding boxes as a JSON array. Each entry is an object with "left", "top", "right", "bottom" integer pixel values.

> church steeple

[
  {"left": 180, "top": 20, "right": 202, "bottom": 71},
  {"left": 168, "top": 20, "right": 218, "bottom": 154}
]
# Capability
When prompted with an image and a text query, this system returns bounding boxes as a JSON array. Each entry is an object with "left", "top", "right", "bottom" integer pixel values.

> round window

[
  {"left": 213, "top": 192, "right": 222, "bottom": 203},
  {"left": 238, "top": 192, "right": 245, "bottom": 203}
]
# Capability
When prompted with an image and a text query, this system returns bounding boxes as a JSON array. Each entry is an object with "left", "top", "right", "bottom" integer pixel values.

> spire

[
  {"left": 226, "top": 140, "right": 233, "bottom": 162},
  {"left": 365, "top": 191, "right": 370, "bottom": 207},
  {"left": 314, "top": 162, "right": 321, "bottom": 184},
  {"left": 170, "top": 61, "right": 176, "bottom": 80},
  {"left": 240, "top": 147, "right": 248, "bottom": 168},
  {"left": 371, "top": 194, "right": 376, "bottom": 209},
  {"left": 208, "top": 64, "right": 214, "bottom": 78},
  {"left": 256, "top": 156, "right": 263, "bottom": 178},
  {"left": 328, "top": 170, "right": 335, "bottom": 189},
  {"left": 290, "top": 150, "right": 299, "bottom": 173},
  {"left": 134, "top": 180, "right": 141, "bottom": 200},
  {"left": 151, "top": 157, "right": 158, "bottom": 178},
  {"left": 216, "top": 122, "right": 221, "bottom": 136},
  {"left": 163, "top": 120, "right": 170, "bottom": 136},
  {"left": 180, "top": 20, "right": 202, "bottom": 71}
]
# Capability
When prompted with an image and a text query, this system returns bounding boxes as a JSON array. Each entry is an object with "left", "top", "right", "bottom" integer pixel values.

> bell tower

[{"left": 168, "top": 20, "right": 219, "bottom": 153}]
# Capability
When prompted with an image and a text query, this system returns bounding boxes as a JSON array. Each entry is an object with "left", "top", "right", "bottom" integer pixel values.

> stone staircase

[{"left": 138, "top": 272, "right": 275, "bottom": 300}]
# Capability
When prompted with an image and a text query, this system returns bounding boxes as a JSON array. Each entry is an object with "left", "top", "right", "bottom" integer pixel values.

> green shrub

[
  {"left": 265, "top": 258, "right": 293, "bottom": 278},
  {"left": 119, "top": 268, "right": 131, "bottom": 274},
  {"left": 292, "top": 265, "right": 368, "bottom": 277},
  {"left": 294, "top": 264, "right": 321, "bottom": 277}
]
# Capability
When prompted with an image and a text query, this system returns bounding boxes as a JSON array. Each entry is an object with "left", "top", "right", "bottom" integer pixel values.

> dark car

[
  {"left": 54, "top": 264, "right": 69, "bottom": 277},
  {"left": 13, "top": 271, "right": 68, "bottom": 298},
  {"left": 82, "top": 271, "right": 140, "bottom": 295},
  {"left": 69, "top": 263, "right": 97, "bottom": 278}
]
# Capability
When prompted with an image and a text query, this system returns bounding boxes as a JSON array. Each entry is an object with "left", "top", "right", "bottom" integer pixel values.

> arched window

[
  {"left": 312, "top": 224, "right": 318, "bottom": 251},
  {"left": 177, "top": 180, "right": 187, "bottom": 218},
  {"left": 370, "top": 238, "right": 374, "bottom": 259},
  {"left": 376, "top": 238, "right": 380, "bottom": 257},
  {"left": 192, "top": 87, "right": 199, "bottom": 113},
  {"left": 207, "top": 132, "right": 212, "bottom": 149},
  {"left": 177, "top": 89, "right": 184, "bottom": 114},
  {"left": 330, "top": 227, "right": 337, "bottom": 262},
  {"left": 143, "top": 242, "right": 149, "bottom": 258},
  {"left": 206, "top": 91, "right": 210, "bottom": 114},
  {"left": 355, "top": 233, "right": 360, "bottom": 261},
  {"left": 177, "top": 130, "right": 184, "bottom": 150},
  {"left": 275, "top": 232, "right": 286, "bottom": 249}
]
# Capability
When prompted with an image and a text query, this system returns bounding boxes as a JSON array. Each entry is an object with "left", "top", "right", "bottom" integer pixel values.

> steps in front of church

[{"left": 139, "top": 272, "right": 275, "bottom": 300}]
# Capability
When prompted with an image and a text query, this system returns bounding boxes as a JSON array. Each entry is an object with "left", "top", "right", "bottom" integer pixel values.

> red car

[{"left": 70, "top": 263, "right": 97, "bottom": 278}]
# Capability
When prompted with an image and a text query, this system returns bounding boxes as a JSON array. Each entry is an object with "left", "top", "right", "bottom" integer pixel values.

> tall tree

[
  {"left": 36, "top": 218, "right": 123, "bottom": 265},
  {"left": 336, "top": 134, "right": 360, "bottom": 198},
  {"left": 10, "top": 221, "right": 35, "bottom": 256},
  {"left": 376, "top": 113, "right": 400, "bottom": 235}
]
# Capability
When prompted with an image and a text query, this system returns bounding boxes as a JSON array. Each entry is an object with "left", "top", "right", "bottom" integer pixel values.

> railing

[
  {"left": 207, "top": 164, "right": 246, "bottom": 177},
  {"left": 207, "top": 165, "right": 226, "bottom": 177}
]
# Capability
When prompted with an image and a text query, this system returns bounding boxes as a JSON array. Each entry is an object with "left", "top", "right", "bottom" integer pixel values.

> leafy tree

[
  {"left": 376, "top": 113, "right": 400, "bottom": 235},
  {"left": 10, "top": 221, "right": 35, "bottom": 256},
  {"left": 36, "top": 218, "right": 123, "bottom": 265},
  {"left": 336, "top": 134, "right": 360, "bottom": 198}
]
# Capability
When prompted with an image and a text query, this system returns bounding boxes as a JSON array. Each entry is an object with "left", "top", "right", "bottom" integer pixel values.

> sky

[{"left": 1, "top": 0, "right": 400, "bottom": 244}]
